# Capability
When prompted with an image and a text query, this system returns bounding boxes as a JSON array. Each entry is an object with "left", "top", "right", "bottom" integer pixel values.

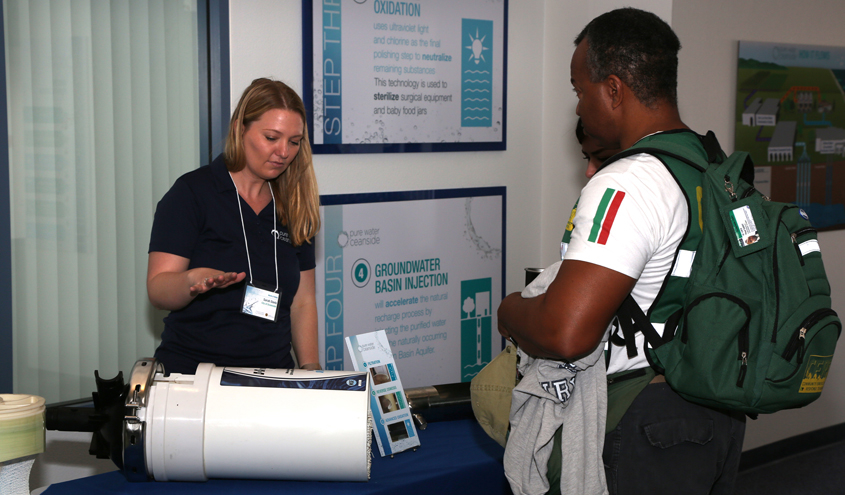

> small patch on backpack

[
  {"left": 799, "top": 355, "right": 833, "bottom": 394},
  {"left": 799, "top": 209, "right": 809, "bottom": 221}
]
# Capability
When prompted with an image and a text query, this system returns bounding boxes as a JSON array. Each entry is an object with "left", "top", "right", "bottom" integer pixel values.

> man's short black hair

[{"left": 574, "top": 8, "right": 681, "bottom": 108}]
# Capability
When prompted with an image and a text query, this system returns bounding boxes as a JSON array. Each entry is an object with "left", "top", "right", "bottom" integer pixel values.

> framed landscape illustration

[{"left": 735, "top": 41, "right": 845, "bottom": 230}]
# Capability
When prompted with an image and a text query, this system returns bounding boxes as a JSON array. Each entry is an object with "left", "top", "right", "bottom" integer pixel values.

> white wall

[{"left": 537, "top": 0, "right": 672, "bottom": 265}]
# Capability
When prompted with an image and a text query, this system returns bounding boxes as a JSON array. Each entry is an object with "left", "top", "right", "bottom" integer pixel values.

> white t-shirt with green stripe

[{"left": 562, "top": 152, "right": 688, "bottom": 375}]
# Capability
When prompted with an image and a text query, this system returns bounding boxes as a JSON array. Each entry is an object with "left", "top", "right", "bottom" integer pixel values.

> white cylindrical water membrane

[
  {"left": 143, "top": 365, "right": 371, "bottom": 482},
  {"left": 144, "top": 363, "right": 213, "bottom": 482}
]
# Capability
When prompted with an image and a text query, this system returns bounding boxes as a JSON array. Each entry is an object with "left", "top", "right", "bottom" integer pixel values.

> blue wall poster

[
  {"left": 317, "top": 187, "right": 505, "bottom": 388},
  {"left": 304, "top": 0, "right": 508, "bottom": 153}
]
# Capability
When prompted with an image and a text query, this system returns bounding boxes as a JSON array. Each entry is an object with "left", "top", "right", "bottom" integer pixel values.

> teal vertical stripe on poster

[
  {"left": 460, "top": 277, "right": 493, "bottom": 381},
  {"left": 461, "top": 18, "right": 493, "bottom": 127},
  {"left": 323, "top": 1, "right": 342, "bottom": 143},
  {"left": 324, "top": 205, "right": 344, "bottom": 369}
]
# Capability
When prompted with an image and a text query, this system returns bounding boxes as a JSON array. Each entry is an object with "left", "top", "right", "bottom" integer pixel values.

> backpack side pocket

[{"left": 761, "top": 296, "right": 841, "bottom": 412}]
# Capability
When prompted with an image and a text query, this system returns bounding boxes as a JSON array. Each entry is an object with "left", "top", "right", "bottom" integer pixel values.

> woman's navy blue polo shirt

[{"left": 149, "top": 155, "right": 315, "bottom": 374}]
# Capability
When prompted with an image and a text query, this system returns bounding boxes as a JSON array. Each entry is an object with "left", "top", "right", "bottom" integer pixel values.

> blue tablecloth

[{"left": 44, "top": 419, "right": 511, "bottom": 494}]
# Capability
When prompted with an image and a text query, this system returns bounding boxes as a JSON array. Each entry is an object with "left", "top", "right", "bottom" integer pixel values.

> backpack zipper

[
  {"left": 790, "top": 231, "right": 801, "bottom": 253},
  {"left": 737, "top": 351, "right": 748, "bottom": 388},
  {"left": 781, "top": 308, "right": 839, "bottom": 362},
  {"left": 792, "top": 226, "right": 818, "bottom": 238},
  {"left": 791, "top": 226, "right": 818, "bottom": 260},
  {"left": 771, "top": 218, "right": 780, "bottom": 343},
  {"left": 737, "top": 320, "right": 750, "bottom": 387},
  {"left": 770, "top": 206, "right": 789, "bottom": 343},
  {"left": 790, "top": 224, "right": 818, "bottom": 267},
  {"left": 740, "top": 186, "right": 767, "bottom": 200},
  {"left": 790, "top": 232, "right": 806, "bottom": 266}
]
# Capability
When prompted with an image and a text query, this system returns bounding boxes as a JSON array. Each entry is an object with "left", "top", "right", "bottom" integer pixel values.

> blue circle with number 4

[{"left": 352, "top": 259, "right": 371, "bottom": 288}]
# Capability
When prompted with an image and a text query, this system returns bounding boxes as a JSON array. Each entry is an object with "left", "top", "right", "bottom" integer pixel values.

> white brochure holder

[{"left": 346, "top": 330, "right": 421, "bottom": 456}]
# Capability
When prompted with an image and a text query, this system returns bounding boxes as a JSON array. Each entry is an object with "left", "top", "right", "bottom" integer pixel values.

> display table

[{"left": 42, "top": 419, "right": 511, "bottom": 494}]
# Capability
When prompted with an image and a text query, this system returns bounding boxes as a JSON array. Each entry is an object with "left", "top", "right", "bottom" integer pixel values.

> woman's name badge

[{"left": 241, "top": 283, "right": 280, "bottom": 322}]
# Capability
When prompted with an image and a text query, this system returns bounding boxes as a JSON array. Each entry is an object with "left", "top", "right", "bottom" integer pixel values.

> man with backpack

[{"left": 498, "top": 8, "right": 746, "bottom": 494}]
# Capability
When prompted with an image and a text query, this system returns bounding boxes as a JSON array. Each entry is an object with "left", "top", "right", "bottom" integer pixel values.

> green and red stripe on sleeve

[{"left": 588, "top": 188, "right": 626, "bottom": 245}]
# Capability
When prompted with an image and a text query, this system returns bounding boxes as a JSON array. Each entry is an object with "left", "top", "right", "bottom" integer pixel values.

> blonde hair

[{"left": 224, "top": 78, "right": 321, "bottom": 246}]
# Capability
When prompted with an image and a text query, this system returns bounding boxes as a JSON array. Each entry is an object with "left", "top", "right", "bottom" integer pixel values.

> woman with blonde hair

[{"left": 147, "top": 78, "right": 321, "bottom": 374}]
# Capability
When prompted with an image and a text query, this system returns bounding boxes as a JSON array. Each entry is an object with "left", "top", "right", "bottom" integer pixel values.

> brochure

[{"left": 345, "top": 330, "right": 421, "bottom": 456}]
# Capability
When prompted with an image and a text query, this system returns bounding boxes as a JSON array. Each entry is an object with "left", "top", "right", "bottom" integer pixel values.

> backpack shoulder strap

[
  {"left": 599, "top": 129, "right": 719, "bottom": 170},
  {"left": 606, "top": 130, "right": 720, "bottom": 362}
]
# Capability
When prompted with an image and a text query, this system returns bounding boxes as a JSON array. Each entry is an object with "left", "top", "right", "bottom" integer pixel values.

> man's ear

[{"left": 605, "top": 75, "right": 625, "bottom": 109}]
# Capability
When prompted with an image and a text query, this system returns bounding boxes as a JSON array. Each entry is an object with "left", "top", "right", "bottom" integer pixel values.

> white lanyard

[{"left": 229, "top": 172, "right": 279, "bottom": 292}]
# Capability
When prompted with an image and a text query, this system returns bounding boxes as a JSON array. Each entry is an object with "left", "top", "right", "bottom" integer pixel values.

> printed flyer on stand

[{"left": 346, "top": 330, "right": 420, "bottom": 456}]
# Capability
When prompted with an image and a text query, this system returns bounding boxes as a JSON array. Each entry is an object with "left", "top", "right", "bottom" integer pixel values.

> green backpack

[{"left": 611, "top": 130, "right": 841, "bottom": 415}]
